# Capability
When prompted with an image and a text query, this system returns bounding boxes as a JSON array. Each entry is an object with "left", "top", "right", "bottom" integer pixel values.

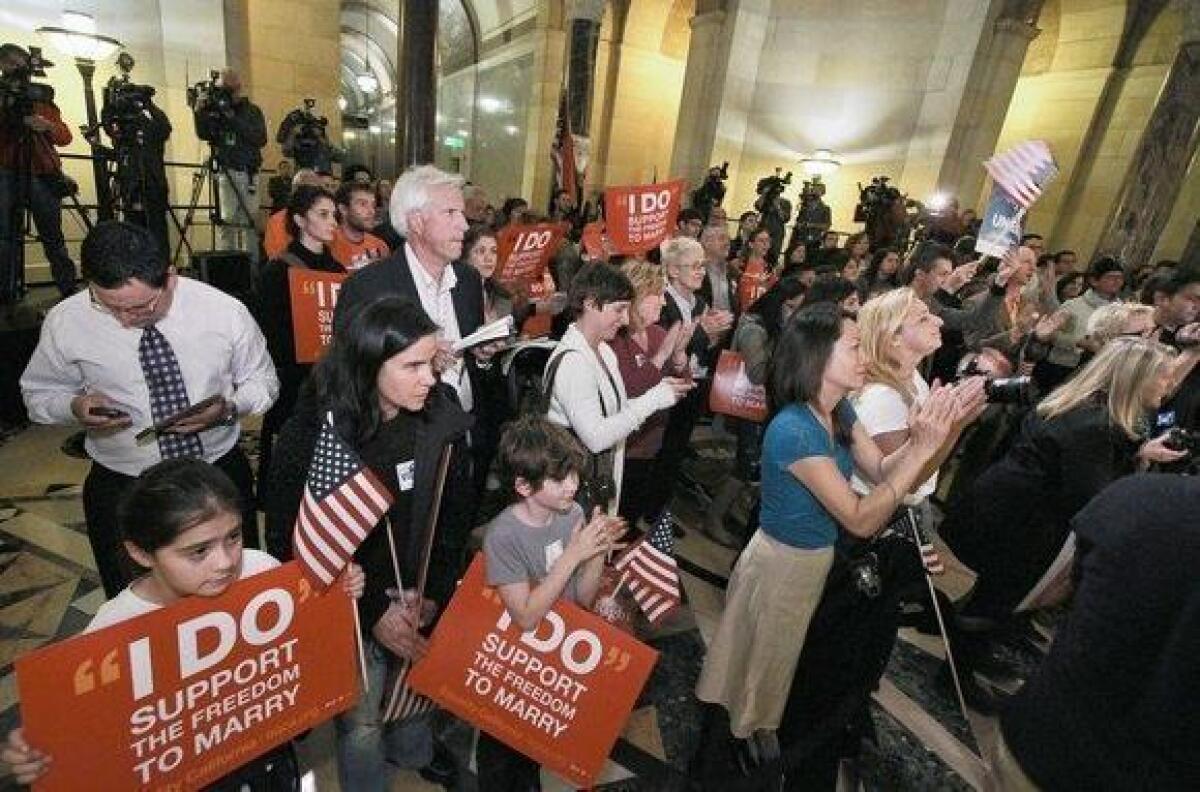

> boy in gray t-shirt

[{"left": 478, "top": 415, "right": 624, "bottom": 789}]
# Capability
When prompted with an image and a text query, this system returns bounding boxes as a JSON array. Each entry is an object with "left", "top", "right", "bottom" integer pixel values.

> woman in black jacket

[
  {"left": 262, "top": 296, "right": 473, "bottom": 790},
  {"left": 940, "top": 335, "right": 1185, "bottom": 696},
  {"left": 255, "top": 185, "right": 345, "bottom": 479}
]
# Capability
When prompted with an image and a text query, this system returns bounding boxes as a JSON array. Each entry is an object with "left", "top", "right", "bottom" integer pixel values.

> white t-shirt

[
  {"left": 85, "top": 549, "right": 279, "bottom": 633},
  {"left": 851, "top": 372, "right": 936, "bottom": 503}
]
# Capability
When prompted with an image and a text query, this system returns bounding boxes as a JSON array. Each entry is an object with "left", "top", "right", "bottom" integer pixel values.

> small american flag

[
  {"left": 615, "top": 511, "right": 682, "bottom": 624},
  {"left": 381, "top": 658, "right": 435, "bottom": 723},
  {"left": 905, "top": 511, "right": 944, "bottom": 576},
  {"left": 984, "top": 141, "right": 1059, "bottom": 208},
  {"left": 292, "top": 412, "right": 394, "bottom": 588}
]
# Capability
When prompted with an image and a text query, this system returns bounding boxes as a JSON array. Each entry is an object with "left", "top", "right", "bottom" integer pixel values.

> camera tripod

[
  {"left": 174, "top": 146, "right": 260, "bottom": 269},
  {"left": 0, "top": 119, "right": 91, "bottom": 306}
]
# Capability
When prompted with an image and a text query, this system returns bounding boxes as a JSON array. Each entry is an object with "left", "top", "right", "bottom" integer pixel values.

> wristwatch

[{"left": 220, "top": 402, "right": 240, "bottom": 427}]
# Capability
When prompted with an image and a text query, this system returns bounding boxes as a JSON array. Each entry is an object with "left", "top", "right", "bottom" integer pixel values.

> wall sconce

[{"left": 801, "top": 149, "right": 841, "bottom": 177}]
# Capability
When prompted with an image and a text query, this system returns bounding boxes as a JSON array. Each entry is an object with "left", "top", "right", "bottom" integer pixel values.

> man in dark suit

[
  {"left": 331, "top": 165, "right": 492, "bottom": 787},
  {"left": 335, "top": 164, "right": 488, "bottom": 408}
]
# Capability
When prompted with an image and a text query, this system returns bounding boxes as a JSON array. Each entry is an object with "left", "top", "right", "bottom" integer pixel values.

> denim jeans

[
  {"left": 335, "top": 638, "right": 433, "bottom": 792},
  {"left": 0, "top": 169, "right": 78, "bottom": 298}
]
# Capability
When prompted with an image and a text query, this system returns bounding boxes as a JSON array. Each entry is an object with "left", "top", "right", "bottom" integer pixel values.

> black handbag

[{"left": 540, "top": 349, "right": 617, "bottom": 513}]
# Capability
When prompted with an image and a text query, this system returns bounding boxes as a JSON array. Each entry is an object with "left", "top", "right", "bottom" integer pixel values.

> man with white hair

[
  {"left": 332, "top": 164, "right": 483, "bottom": 789},
  {"left": 335, "top": 165, "right": 484, "bottom": 406}
]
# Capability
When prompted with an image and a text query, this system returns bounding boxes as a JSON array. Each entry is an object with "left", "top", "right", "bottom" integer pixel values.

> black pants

[
  {"left": 0, "top": 170, "right": 78, "bottom": 299},
  {"left": 619, "top": 456, "right": 671, "bottom": 527},
  {"left": 658, "top": 383, "right": 705, "bottom": 495},
  {"left": 82, "top": 446, "right": 259, "bottom": 597},
  {"left": 475, "top": 731, "right": 540, "bottom": 792}
]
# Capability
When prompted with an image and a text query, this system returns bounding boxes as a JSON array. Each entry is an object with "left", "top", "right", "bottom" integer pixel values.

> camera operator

[
  {"left": 994, "top": 473, "right": 1200, "bottom": 790},
  {"left": 788, "top": 177, "right": 831, "bottom": 254},
  {"left": 194, "top": 70, "right": 267, "bottom": 268},
  {"left": 100, "top": 54, "right": 173, "bottom": 260},
  {"left": 0, "top": 44, "right": 78, "bottom": 300},
  {"left": 856, "top": 176, "right": 909, "bottom": 252},
  {"left": 754, "top": 169, "right": 793, "bottom": 262},
  {"left": 691, "top": 163, "right": 728, "bottom": 224},
  {"left": 276, "top": 98, "right": 331, "bottom": 173},
  {"left": 938, "top": 336, "right": 1185, "bottom": 707}
]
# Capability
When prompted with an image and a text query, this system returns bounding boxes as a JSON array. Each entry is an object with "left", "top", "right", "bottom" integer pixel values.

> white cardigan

[{"left": 546, "top": 324, "right": 677, "bottom": 509}]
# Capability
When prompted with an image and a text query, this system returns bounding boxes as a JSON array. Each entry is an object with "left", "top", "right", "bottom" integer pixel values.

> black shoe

[{"left": 418, "top": 741, "right": 458, "bottom": 788}]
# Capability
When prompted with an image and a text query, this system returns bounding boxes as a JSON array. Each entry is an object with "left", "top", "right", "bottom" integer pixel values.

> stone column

[
  {"left": 395, "top": 0, "right": 438, "bottom": 167},
  {"left": 566, "top": 0, "right": 605, "bottom": 135},
  {"left": 936, "top": 8, "right": 1041, "bottom": 207},
  {"left": 1095, "top": 3, "right": 1200, "bottom": 267},
  {"left": 669, "top": 7, "right": 729, "bottom": 186}
]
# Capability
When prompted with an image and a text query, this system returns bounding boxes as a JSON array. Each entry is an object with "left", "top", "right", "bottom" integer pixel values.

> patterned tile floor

[{"left": 0, "top": 420, "right": 1031, "bottom": 790}]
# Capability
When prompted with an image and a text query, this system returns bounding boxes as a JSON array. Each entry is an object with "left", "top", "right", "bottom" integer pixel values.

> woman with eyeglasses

[{"left": 255, "top": 185, "right": 345, "bottom": 498}]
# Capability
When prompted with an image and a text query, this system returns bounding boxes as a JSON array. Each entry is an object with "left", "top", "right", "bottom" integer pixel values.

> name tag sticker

[
  {"left": 544, "top": 539, "right": 564, "bottom": 570},
  {"left": 396, "top": 460, "right": 415, "bottom": 491}
]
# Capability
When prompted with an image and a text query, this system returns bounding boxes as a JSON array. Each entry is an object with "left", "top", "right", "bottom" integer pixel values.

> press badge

[
  {"left": 545, "top": 539, "right": 564, "bottom": 570},
  {"left": 396, "top": 460, "right": 415, "bottom": 491}
]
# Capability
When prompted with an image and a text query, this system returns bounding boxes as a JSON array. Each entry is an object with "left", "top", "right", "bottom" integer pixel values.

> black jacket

[
  {"left": 659, "top": 288, "right": 711, "bottom": 362},
  {"left": 197, "top": 97, "right": 267, "bottom": 173},
  {"left": 1002, "top": 474, "right": 1200, "bottom": 791},
  {"left": 334, "top": 245, "right": 488, "bottom": 407},
  {"left": 263, "top": 382, "right": 474, "bottom": 632},
  {"left": 939, "top": 402, "right": 1140, "bottom": 617}
]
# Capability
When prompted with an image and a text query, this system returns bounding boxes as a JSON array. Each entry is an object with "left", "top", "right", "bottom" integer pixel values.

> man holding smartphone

[{"left": 20, "top": 221, "right": 279, "bottom": 596}]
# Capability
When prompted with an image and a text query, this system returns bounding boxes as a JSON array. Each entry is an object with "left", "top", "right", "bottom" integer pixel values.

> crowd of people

[{"left": 5, "top": 128, "right": 1200, "bottom": 790}]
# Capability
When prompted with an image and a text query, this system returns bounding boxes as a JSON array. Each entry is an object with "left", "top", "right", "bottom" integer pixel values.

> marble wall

[
  {"left": 708, "top": 0, "right": 1001, "bottom": 232},
  {"left": 993, "top": 0, "right": 1198, "bottom": 262}
]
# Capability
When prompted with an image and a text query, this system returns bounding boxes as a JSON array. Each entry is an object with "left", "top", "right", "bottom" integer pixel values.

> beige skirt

[{"left": 695, "top": 529, "right": 834, "bottom": 738}]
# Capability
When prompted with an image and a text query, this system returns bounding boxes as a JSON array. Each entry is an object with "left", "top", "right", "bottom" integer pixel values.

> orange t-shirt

[
  {"left": 263, "top": 209, "right": 290, "bottom": 260},
  {"left": 737, "top": 258, "right": 776, "bottom": 312},
  {"left": 329, "top": 228, "right": 390, "bottom": 271}
]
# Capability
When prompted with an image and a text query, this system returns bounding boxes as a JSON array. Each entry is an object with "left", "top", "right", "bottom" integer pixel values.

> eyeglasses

[{"left": 89, "top": 286, "right": 165, "bottom": 318}]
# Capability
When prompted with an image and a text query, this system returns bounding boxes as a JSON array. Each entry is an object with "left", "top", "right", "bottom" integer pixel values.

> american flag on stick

[
  {"left": 293, "top": 413, "right": 394, "bottom": 588},
  {"left": 984, "top": 140, "right": 1059, "bottom": 208},
  {"left": 614, "top": 511, "right": 682, "bottom": 624}
]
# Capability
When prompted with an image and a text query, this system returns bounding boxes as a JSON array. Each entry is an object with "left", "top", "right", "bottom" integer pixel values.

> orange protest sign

[
  {"left": 408, "top": 555, "right": 658, "bottom": 787},
  {"left": 288, "top": 268, "right": 348, "bottom": 363},
  {"left": 520, "top": 277, "right": 553, "bottom": 339},
  {"left": 15, "top": 562, "right": 359, "bottom": 791},
  {"left": 603, "top": 179, "right": 686, "bottom": 254},
  {"left": 708, "top": 349, "right": 768, "bottom": 422},
  {"left": 496, "top": 222, "right": 568, "bottom": 289}
]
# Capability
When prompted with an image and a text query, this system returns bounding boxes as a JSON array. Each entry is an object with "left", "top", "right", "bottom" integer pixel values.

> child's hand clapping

[{"left": 568, "top": 508, "right": 624, "bottom": 563}]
